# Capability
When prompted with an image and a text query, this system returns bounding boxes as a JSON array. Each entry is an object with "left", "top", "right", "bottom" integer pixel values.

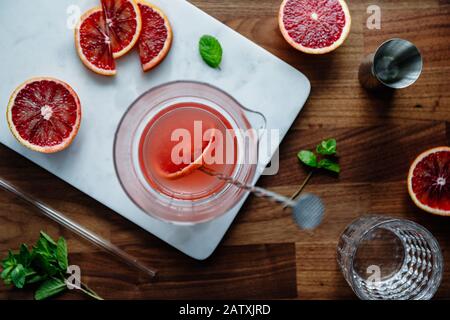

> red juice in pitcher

[{"left": 138, "top": 102, "right": 237, "bottom": 200}]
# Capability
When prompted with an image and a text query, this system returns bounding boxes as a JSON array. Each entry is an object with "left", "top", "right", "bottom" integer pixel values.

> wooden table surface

[{"left": 1, "top": 0, "right": 449, "bottom": 300}]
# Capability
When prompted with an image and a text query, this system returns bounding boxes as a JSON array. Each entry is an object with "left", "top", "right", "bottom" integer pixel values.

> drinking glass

[{"left": 337, "top": 215, "right": 443, "bottom": 300}]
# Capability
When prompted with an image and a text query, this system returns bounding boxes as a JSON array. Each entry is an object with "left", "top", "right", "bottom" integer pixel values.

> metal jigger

[{"left": 359, "top": 38, "right": 423, "bottom": 90}]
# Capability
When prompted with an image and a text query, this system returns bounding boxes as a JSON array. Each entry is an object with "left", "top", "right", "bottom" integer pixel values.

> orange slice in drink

[{"left": 157, "top": 129, "right": 217, "bottom": 180}]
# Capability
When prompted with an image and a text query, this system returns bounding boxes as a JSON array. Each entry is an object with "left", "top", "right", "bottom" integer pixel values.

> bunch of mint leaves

[
  {"left": 1, "top": 231, "right": 101, "bottom": 300},
  {"left": 298, "top": 138, "right": 340, "bottom": 173}
]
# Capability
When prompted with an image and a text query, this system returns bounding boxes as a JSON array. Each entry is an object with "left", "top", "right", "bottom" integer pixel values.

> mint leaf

[
  {"left": 27, "top": 274, "right": 46, "bottom": 284},
  {"left": 40, "top": 231, "right": 57, "bottom": 248},
  {"left": 1, "top": 266, "right": 13, "bottom": 281},
  {"left": 32, "top": 232, "right": 68, "bottom": 277},
  {"left": 34, "top": 254, "right": 58, "bottom": 276},
  {"left": 34, "top": 232, "right": 58, "bottom": 267},
  {"left": 316, "top": 139, "right": 337, "bottom": 156},
  {"left": 10, "top": 264, "right": 27, "bottom": 288},
  {"left": 56, "top": 237, "right": 68, "bottom": 271},
  {"left": 298, "top": 150, "right": 318, "bottom": 168},
  {"left": 19, "top": 244, "right": 31, "bottom": 266},
  {"left": 1, "top": 250, "right": 18, "bottom": 282},
  {"left": 199, "top": 35, "right": 223, "bottom": 68},
  {"left": 2, "top": 250, "right": 16, "bottom": 270},
  {"left": 35, "top": 277, "right": 66, "bottom": 300},
  {"left": 318, "top": 159, "right": 340, "bottom": 173},
  {"left": 34, "top": 239, "right": 52, "bottom": 258}
]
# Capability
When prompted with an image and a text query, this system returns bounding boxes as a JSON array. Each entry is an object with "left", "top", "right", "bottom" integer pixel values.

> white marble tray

[{"left": 0, "top": 0, "right": 310, "bottom": 259}]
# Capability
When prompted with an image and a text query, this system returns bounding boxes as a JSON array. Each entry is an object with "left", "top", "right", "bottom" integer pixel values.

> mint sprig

[
  {"left": 298, "top": 138, "right": 340, "bottom": 173},
  {"left": 1, "top": 231, "right": 102, "bottom": 300},
  {"left": 199, "top": 35, "right": 223, "bottom": 69},
  {"left": 288, "top": 139, "right": 340, "bottom": 205}
]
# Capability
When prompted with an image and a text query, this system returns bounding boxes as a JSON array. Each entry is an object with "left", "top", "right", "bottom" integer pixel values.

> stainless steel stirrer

[{"left": 200, "top": 168, "right": 324, "bottom": 229}]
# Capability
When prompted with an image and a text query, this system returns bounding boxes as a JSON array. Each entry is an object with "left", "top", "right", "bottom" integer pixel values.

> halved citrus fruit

[
  {"left": 158, "top": 129, "right": 217, "bottom": 180},
  {"left": 101, "top": 0, "right": 142, "bottom": 59},
  {"left": 75, "top": 7, "right": 116, "bottom": 76},
  {"left": 408, "top": 146, "right": 450, "bottom": 216},
  {"left": 137, "top": 1, "right": 173, "bottom": 72},
  {"left": 6, "top": 77, "right": 82, "bottom": 154},
  {"left": 279, "top": 0, "right": 351, "bottom": 54}
]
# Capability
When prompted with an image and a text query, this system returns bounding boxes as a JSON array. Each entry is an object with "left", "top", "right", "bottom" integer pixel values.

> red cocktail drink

[{"left": 139, "top": 102, "right": 237, "bottom": 200}]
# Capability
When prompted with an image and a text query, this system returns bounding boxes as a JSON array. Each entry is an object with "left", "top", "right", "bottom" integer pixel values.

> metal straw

[{"left": 0, "top": 178, "right": 157, "bottom": 279}]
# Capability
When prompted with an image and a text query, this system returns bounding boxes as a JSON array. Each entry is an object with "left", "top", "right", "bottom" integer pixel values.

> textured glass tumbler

[{"left": 337, "top": 216, "right": 443, "bottom": 300}]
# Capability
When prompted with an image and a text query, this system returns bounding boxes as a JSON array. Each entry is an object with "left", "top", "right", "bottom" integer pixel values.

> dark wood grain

[{"left": 0, "top": 0, "right": 449, "bottom": 299}]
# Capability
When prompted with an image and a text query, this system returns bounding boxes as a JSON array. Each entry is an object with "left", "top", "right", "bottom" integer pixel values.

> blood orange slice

[
  {"left": 101, "top": 0, "right": 142, "bottom": 59},
  {"left": 408, "top": 146, "right": 450, "bottom": 216},
  {"left": 75, "top": 7, "right": 116, "bottom": 76},
  {"left": 6, "top": 78, "right": 82, "bottom": 154},
  {"left": 279, "top": 0, "right": 351, "bottom": 54},
  {"left": 137, "top": 1, "right": 173, "bottom": 72},
  {"left": 158, "top": 129, "right": 217, "bottom": 180}
]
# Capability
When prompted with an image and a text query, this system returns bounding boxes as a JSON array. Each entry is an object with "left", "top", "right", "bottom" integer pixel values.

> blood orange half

[
  {"left": 6, "top": 78, "right": 82, "bottom": 154},
  {"left": 75, "top": 7, "right": 116, "bottom": 76},
  {"left": 101, "top": 0, "right": 142, "bottom": 59},
  {"left": 408, "top": 146, "right": 450, "bottom": 216},
  {"left": 137, "top": 1, "right": 173, "bottom": 72},
  {"left": 157, "top": 129, "right": 217, "bottom": 180},
  {"left": 279, "top": 0, "right": 351, "bottom": 54}
]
